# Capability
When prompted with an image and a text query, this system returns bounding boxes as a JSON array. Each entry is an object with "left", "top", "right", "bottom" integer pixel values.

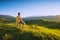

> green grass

[
  {"left": 25, "top": 19, "right": 60, "bottom": 29},
  {"left": 0, "top": 19, "right": 60, "bottom": 40},
  {"left": 0, "top": 24, "right": 60, "bottom": 40}
]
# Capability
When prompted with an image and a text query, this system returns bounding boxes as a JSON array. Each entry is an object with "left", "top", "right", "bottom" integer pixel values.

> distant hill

[
  {"left": 0, "top": 15, "right": 16, "bottom": 23},
  {"left": 25, "top": 19, "right": 60, "bottom": 29},
  {"left": 0, "top": 15, "right": 15, "bottom": 20},
  {"left": 0, "top": 15, "right": 60, "bottom": 40},
  {"left": 0, "top": 15, "right": 60, "bottom": 22},
  {"left": 23, "top": 15, "right": 60, "bottom": 22}
]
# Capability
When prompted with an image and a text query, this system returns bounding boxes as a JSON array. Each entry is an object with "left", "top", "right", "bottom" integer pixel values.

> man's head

[{"left": 18, "top": 12, "right": 20, "bottom": 16}]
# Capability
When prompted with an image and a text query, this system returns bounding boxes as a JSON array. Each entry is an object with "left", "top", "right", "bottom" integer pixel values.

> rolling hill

[
  {"left": 0, "top": 15, "right": 16, "bottom": 22},
  {"left": 0, "top": 15, "right": 15, "bottom": 20},
  {"left": 0, "top": 15, "right": 60, "bottom": 40},
  {"left": 0, "top": 15, "right": 16, "bottom": 23},
  {"left": 25, "top": 19, "right": 60, "bottom": 29},
  {"left": 23, "top": 15, "right": 60, "bottom": 22},
  {"left": 0, "top": 15, "right": 60, "bottom": 22}
]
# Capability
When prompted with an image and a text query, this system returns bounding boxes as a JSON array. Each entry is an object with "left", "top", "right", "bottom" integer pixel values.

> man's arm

[{"left": 20, "top": 17, "right": 25, "bottom": 25}]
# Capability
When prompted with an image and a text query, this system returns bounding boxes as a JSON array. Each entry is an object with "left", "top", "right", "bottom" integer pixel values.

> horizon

[
  {"left": 0, "top": 14, "right": 60, "bottom": 18},
  {"left": 0, "top": 0, "right": 60, "bottom": 17}
]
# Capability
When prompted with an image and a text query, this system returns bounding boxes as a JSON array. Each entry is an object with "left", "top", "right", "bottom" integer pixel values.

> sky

[{"left": 0, "top": 0, "right": 60, "bottom": 17}]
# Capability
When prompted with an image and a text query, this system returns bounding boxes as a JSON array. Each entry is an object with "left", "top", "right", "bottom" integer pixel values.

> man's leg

[
  {"left": 18, "top": 23, "right": 20, "bottom": 29},
  {"left": 16, "top": 22, "right": 20, "bottom": 29},
  {"left": 20, "top": 24, "right": 23, "bottom": 30},
  {"left": 16, "top": 22, "right": 18, "bottom": 28}
]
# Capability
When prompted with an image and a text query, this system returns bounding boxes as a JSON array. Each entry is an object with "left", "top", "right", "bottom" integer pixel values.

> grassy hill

[
  {"left": 0, "top": 24, "right": 60, "bottom": 40},
  {"left": 25, "top": 19, "right": 60, "bottom": 29},
  {"left": 23, "top": 15, "right": 60, "bottom": 22},
  {"left": 0, "top": 16, "right": 60, "bottom": 40}
]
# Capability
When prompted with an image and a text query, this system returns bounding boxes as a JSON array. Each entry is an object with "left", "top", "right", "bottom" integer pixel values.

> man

[{"left": 16, "top": 12, "right": 25, "bottom": 29}]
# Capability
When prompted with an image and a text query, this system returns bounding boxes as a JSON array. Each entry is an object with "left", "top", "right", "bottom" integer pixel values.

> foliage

[
  {"left": 0, "top": 19, "right": 60, "bottom": 40},
  {"left": 25, "top": 19, "right": 60, "bottom": 29}
]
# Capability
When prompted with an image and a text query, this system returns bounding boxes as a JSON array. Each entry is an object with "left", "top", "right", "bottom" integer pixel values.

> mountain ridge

[{"left": 0, "top": 15, "right": 60, "bottom": 22}]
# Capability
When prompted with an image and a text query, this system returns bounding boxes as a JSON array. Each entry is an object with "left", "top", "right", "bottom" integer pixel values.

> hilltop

[
  {"left": 23, "top": 15, "right": 60, "bottom": 22},
  {"left": 0, "top": 24, "right": 60, "bottom": 40},
  {"left": 0, "top": 15, "right": 60, "bottom": 40},
  {"left": 0, "top": 15, "right": 60, "bottom": 22}
]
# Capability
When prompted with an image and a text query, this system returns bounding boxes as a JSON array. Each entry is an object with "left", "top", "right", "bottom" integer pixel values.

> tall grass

[
  {"left": 0, "top": 23, "right": 60, "bottom": 40},
  {"left": 0, "top": 19, "right": 60, "bottom": 40}
]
